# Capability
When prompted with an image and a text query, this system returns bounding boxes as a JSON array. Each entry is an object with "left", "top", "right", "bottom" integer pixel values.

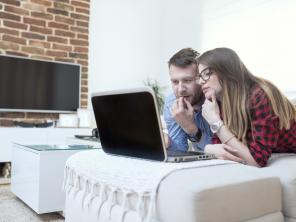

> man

[{"left": 163, "top": 48, "right": 212, "bottom": 151}]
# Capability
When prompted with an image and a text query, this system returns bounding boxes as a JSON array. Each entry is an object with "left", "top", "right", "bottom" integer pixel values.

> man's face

[{"left": 169, "top": 64, "right": 202, "bottom": 105}]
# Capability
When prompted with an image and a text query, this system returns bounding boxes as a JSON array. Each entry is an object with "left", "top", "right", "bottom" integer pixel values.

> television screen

[{"left": 0, "top": 55, "right": 80, "bottom": 113}]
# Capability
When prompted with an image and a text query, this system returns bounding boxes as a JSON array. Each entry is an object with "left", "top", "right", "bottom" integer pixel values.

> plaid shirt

[{"left": 212, "top": 85, "right": 296, "bottom": 167}]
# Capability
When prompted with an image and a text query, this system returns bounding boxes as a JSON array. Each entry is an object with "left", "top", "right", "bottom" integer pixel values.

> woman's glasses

[{"left": 197, "top": 67, "right": 213, "bottom": 81}]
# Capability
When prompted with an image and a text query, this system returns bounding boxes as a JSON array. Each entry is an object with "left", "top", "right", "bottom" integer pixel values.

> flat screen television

[{"left": 0, "top": 55, "right": 80, "bottom": 113}]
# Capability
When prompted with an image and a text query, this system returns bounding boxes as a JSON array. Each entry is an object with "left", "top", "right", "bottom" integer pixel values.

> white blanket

[{"left": 63, "top": 150, "right": 237, "bottom": 222}]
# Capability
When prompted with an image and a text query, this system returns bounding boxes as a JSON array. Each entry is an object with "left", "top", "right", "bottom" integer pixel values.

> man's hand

[
  {"left": 205, "top": 144, "right": 245, "bottom": 163},
  {"left": 171, "top": 97, "right": 197, "bottom": 135},
  {"left": 163, "top": 133, "right": 170, "bottom": 149}
]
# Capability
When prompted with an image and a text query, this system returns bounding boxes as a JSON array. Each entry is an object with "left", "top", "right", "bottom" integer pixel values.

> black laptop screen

[{"left": 91, "top": 91, "right": 165, "bottom": 161}]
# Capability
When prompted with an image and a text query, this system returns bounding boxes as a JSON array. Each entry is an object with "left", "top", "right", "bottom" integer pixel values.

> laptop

[{"left": 91, "top": 87, "right": 215, "bottom": 162}]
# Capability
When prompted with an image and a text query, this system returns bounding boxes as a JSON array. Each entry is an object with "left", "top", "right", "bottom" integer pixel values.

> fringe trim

[{"left": 63, "top": 167, "right": 157, "bottom": 222}]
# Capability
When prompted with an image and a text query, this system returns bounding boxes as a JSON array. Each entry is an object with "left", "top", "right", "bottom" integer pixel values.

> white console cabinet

[
  {"left": 0, "top": 127, "right": 92, "bottom": 162},
  {"left": 11, "top": 143, "right": 98, "bottom": 214}
]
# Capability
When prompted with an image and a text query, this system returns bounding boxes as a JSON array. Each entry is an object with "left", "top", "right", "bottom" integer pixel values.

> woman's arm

[
  {"left": 214, "top": 125, "right": 260, "bottom": 167},
  {"left": 203, "top": 87, "right": 279, "bottom": 167},
  {"left": 203, "top": 124, "right": 260, "bottom": 166},
  {"left": 201, "top": 94, "right": 258, "bottom": 165}
]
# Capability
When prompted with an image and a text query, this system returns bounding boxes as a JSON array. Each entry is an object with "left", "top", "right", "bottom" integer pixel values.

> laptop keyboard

[{"left": 167, "top": 149, "right": 203, "bottom": 157}]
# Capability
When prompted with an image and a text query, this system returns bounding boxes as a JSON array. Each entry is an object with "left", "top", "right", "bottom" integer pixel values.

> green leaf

[{"left": 144, "top": 78, "right": 165, "bottom": 114}]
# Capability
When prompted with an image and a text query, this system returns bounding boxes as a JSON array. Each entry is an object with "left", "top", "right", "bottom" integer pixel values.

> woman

[{"left": 197, "top": 47, "right": 296, "bottom": 167}]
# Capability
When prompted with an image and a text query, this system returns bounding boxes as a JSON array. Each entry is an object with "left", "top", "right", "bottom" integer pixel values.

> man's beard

[{"left": 191, "top": 91, "right": 204, "bottom": 106}]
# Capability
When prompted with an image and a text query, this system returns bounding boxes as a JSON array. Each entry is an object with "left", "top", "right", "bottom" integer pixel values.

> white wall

[
  {"left": 88, "top": 0, "right": 204, "bottom": 104},
  {"left": 199, "top": 0, "right": 296, "bottom": 95},
  {"left": 88, "top": 0, "right": 161, "bottom": 93},
  {"left": 89, "top": 0, "right": 296, "bottom": 109}
]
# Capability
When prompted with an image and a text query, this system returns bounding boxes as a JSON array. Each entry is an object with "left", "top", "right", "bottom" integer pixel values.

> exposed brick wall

[{"left": 0, "top": 0, "right": 90, "bottom": 127}]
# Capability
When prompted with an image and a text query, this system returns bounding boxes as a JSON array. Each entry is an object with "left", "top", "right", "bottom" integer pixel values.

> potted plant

[{"left": 144, "top": 78, "right": 165, "bottom": 114}]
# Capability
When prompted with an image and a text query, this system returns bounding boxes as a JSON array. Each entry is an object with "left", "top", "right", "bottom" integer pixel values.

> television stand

[{"left": 13, "top": 121, "right": 54, "bottom": 128}]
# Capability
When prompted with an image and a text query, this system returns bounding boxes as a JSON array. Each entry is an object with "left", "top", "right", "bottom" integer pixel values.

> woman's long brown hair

[{"left": 198, "top": 48, "right": 296, "bottom": 144}]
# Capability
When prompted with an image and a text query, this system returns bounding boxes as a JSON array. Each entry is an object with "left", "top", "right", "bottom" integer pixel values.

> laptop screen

[{"left": 91, "top": 90, "right": 166, "bottom": 161}]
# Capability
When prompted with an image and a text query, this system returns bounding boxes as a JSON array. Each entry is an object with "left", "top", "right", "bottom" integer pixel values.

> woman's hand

[
  {"left": 205, "top": 144, "right": 245, "bottom": 163},
  {"left": 202, "top": 90, "right": 221, "bottom": 124}
]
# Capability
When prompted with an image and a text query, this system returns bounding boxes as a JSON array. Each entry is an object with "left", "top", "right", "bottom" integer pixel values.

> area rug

[{"left": 0, "top": 186, "right": 64, "bottom": 222}]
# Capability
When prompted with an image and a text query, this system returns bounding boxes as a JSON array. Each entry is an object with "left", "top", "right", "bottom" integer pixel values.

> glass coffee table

[{"left": 11, "top": 143, "right": 99, "bottom": 214}]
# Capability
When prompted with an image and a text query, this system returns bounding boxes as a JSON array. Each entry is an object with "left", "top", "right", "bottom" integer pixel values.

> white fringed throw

[{"left": 63, "top": 150, "right": 236, "bottom": 222}]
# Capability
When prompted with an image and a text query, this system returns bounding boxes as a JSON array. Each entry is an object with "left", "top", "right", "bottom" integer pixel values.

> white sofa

[
  {"left": 261, "top": 155, "right": 296, "bottom": 222},
  {"left": 63, "top": 151, "right": 296, "bottom": 222}
]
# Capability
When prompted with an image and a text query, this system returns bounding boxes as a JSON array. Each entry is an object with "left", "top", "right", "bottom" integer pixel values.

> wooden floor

[{"left": 0, "top": 182, "right": 64, "bottom": 222}]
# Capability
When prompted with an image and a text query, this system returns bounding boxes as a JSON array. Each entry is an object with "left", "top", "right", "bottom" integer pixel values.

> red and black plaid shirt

[{"left": 212, "top": 85, "right": 296, "bottom": 167}]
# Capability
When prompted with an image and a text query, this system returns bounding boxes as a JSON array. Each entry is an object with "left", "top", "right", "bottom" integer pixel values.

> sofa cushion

[
  {"left": 158, "top": 164, "right": 282, "bottom": 222},
  {"left": 262, "top": 154, "right": 296, "bottom": 218},
  {"left": 247, "top": 212, "right": 283, "bottom": 222},
  {"left": 285, "top": 217, "right": 296, "bottom": 222}
]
